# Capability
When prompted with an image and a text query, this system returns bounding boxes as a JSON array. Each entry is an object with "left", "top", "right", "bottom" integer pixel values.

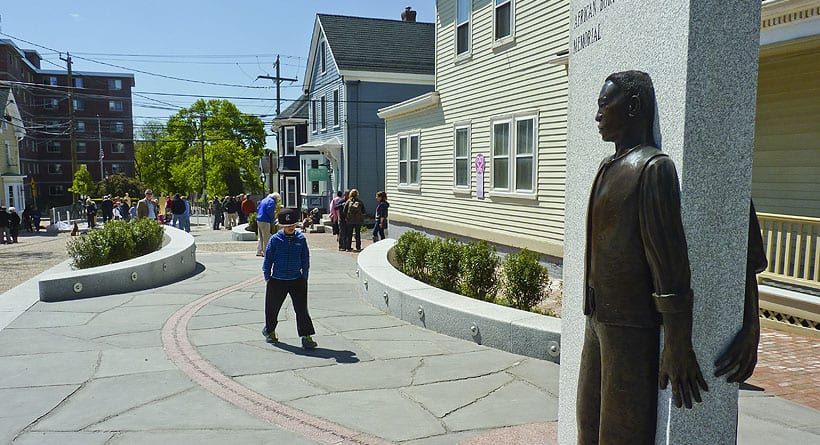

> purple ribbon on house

[{"left": 475, "top": 153, "right": 485, "bottom": 199}]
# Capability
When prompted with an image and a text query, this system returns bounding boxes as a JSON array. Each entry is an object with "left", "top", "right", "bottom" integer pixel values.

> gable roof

[
  {"left": 278, "top": 94, "right": 309, "bottom": 120},
  {"left": 303, "top": 14, "right": 435, "bottom": 92}
]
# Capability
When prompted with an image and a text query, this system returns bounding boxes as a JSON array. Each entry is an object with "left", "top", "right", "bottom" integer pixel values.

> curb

[
  {"left": 356, "top": 239, "right": 562, "bottom": 363},
  {"left": 231, "top": 223, "right": 258, "bottom": 241},
  {"left": 38, "top": 225, "right": 197, "bottom": 302}
]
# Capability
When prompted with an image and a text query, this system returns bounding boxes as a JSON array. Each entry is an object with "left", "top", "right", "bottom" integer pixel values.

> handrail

[{"left": 757, "top": 212, "right": 820, "bottom": 290}]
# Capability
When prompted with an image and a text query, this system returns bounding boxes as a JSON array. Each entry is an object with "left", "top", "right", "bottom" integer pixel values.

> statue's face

[{"left": 595, "top": 80, "right": 628, "bottom": 143}]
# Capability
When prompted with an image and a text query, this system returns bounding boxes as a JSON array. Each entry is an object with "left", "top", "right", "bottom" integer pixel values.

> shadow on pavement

[{"left": 271, "top": 342, "right": 360, "bottom": 364}]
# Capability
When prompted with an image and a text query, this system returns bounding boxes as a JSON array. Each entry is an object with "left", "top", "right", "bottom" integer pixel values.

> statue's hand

[
  {"left": 659, "top": 344, "right": 709, "bottom": 409},
  {"left": 714, "top": 322, "right": 759, "bottom": 383}
]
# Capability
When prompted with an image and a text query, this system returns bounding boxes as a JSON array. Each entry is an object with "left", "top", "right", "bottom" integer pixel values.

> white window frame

[
  {"left": 284, "top": 126, "right": 296, "bottom": 156},
  {"left": 320, "top": 95, "right": 327, "bottom": 131},
  {"left": 111, "top": 142, "right": 125, "bottom": 153},
  {"left": 333, "top": 89, "right": 340, "bottom": 128},
  {"left": 456, "top": 0, "right": 472, "bottom": 57},
  {"left": 76, "top": 121, "right": 86, "bottom": 132},
  {"left": 73, "top": 77, "right": 83, "bottom": 88},
  {"left": 320, "top": 41, "right": 327, "bottom": 74},
  {"left": 73, "top": 98, "right": 84, "bottom": 111},
  {"left": 285, "top": 177, "right": 298, "bottom": 208},
  {"left": 112, "top": 121, "right": 125, "bottom": 133},
  {"left": 108, "top": 79, "right": 122, "bottom": 90},
  {"left": 300, "top": 155, "right": 328, "bottom": 195},
  {"left": 47, "top": 163, "right": 63, "bottom": 175},
  {"left": 77, "top": 141, "right": 87, "bottom": 153},
  {"left": 49, "top": 185, "right": 64, "bottom": 196},
  {"left": 47, "top": 141, "right": 62, "bottom": 153},
  {"left": 45, "top": 76, "right": 58, "bottom": 86},
  {"left": 109, "top": 100, "right": 123, "bottom": 112},
  {"left": 311, "top": 100, "right": 318, "bottom": 133},
  {"left": 493, "top": 0, "right": 515, "bottom": 44},
  {"left": 490, "top": 114, "right": 538, "bottom": 198},
  {"left": 111, "top": 163, "right": 125, "bottom": 174},
  {"left": 397, "top": 132, "right": 421, "bottom": 189},
  {"left": 5, "top": 141, "right": 11, "bottom": 166},
  {"left": 453, "top": 124, "right": 471, "bottom": 192}
]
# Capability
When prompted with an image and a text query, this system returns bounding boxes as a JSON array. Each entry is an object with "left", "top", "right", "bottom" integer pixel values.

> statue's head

[{"left": 597, "top": 71, "right": 656, "bottom": 144}]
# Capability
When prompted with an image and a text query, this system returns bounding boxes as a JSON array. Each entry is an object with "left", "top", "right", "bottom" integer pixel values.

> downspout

[{"left": 345, "top": 79, "right": 361, "bottom": 193}]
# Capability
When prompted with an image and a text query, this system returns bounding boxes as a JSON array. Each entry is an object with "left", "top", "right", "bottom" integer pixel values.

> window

[
  {"left": 5, "top": 141, "right": 11, "bottom": 166},
  {"left": 73, "top": 99, "right": 84, "bottom": 110},
  {"left": 495, "top": 0, "right": 513, "bottom": 40},
  {"left": 112, "top": 121, "right": 125, "bottom": 133},
  {"left": 49, "top": 185, "right": 64, "bottom": 196},
  {"left": 73, "top": 77, "right": 83, "bottom": 88},
  {"left": 111, "top": 142, "right": 125, "bottom": 153},
  {"left": 285, "top": 177, "right": 297, "bottom": 208},
  {"left": 311, "top": 100, "right": 317, "bottom": 132},
  {"left": 48, "top": 163, "right": 63, "bottom": 175},
  {"left": 333, "top": 89, "right": 339, "bottom": 127},
  {"left": 44, "top": 98, "right": 58, "bottom": 109},
  {"left": 45, "top": 76, "right": 57, "bottom": 86},
  {"left": 456, "top": 0, "right": 471, "bottom": 55},
  {"left": 111, "top": 163, "right": 125, "bottom": 174},
  {"left": 47, "top": 141, "right": 62, "bottom": 153},
  {"left": 300, "top": 156, "right": 327, "bottom": 195},
  {"left": 75, "top": 121, "right": 86, "bottom": 132},
  {"left": 108, "top": 79, "right": 122, "bottom": 90},
  {"left": 284, "top": 127, "right": 296, "bottom": 156},
  {"left": 492, "top": 116, "right": 536, "bottom": 192},
  {"left": 398, "top": 134, "right": 420, "bottom": 186},
  {"left": 109, "top": 100, "right": 123, "bottom": 112},
  {"left": 454, "top": 126, "right": 471, "bottom": 188},
  {"left": 77, "top": 141, "right": 87, "bottom": 153},
  {"left": 320, "top": 95, "right": 327, "bottom": 130},
  {"left": 319, "top": 41, "right": 326, "bottom": 73}
]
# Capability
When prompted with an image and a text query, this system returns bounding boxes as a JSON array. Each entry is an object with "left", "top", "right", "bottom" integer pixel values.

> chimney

[{"left": 401, "top": 6, "right": 417, "bottom": 22}]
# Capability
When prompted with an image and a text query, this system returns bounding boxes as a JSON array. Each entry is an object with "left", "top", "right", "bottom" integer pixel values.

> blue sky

[{"left": 0, "top": 1, "right": 435, "bottom": 146}]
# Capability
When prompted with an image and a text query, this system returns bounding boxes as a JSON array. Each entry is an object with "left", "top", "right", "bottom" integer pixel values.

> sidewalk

[{"left": 0, "top": 225, "right": 816, "bottom": 444}]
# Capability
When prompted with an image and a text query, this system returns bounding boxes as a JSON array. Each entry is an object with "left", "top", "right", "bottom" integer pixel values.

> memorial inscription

[{"left": 571, "top": 0, "right": 620, "bottom": 54}]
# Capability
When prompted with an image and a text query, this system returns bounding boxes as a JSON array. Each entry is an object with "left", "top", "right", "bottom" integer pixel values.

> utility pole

[
  {"left": 199, "top": 114, "right": 206, "bottom": 203},
  {"left": 257, "top": 55, "right": 297, "bottom": 193},
  {"left": 60, "top": 52, "right": 78, "bottom": 197},
  {"left": 97, "top": 115, "right": 103, "bottom": 180}
]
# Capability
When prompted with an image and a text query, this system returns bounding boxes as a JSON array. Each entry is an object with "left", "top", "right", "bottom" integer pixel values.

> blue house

[
  {"left": 297, "top": 10, "right": 435, "bottom": 216},
  {"left": 271, "top": 94, "right": 309, "bottom": 209}
]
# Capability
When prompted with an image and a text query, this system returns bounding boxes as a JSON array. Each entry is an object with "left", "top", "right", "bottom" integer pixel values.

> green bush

[
  {"left": 394, "top": 231, "right": 432, "bottom": 281},
  {"left": 67, "top": 218, "right": 164, "bottom": 269},
  {"left": 426, "top": 237, "right": 464, "bottom": 293},
  {"left": 459, "top": 241, "right": 499, "bottom": 301},
  {"left": 246, "top": 212, "right": 257, "bottom": 233},
  {"left": 500, "top": 249, "right": 549, "bottom": 311}
]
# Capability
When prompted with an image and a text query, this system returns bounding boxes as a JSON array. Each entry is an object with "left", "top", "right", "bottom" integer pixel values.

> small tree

[
  {"left": 459, "top": 241, "right": 499, "bottom": 302},
  {"left": 501, "top": 249, "right": 549, "bottom": 311},
  {"left": 426, "top": 237, "right": 464, "bottom": 293},
  {"left": 68, "top": 165, "right": 96, "bottom": 197}
]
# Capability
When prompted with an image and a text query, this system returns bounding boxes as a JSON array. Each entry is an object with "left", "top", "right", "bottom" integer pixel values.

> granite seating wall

[
  {"left": 38, "top": 225, "right": 197, "bottom": 302},
  {"left": 357, "top": 239, "right": 562, "bottom": 363},
  {"left": 231, "top": 223, "right": 258, "bottom": 241}
]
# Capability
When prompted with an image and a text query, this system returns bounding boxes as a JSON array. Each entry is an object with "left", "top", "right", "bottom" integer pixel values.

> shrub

[
  {"left": 246, "top": 212, "right": 258, "bottom": 233},
  {"left": 500, "top": 248, "right": 549, "bottom": 311},
  {"left": 394, "top": 231, "right": 431, "bottom": 281},
  {"left": 426, "top": 237, "right": 464, "bottom": 293},
  {"left": 67, "top": 218, "right": 164, "bottom": 269},
  {"left": 459, "top": 241, "right": 499, "bottom": 301}
]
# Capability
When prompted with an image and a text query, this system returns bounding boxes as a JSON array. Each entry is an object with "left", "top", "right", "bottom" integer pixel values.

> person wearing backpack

[{"left": 343, "top": 188, "right": 365, "bottom": 252}]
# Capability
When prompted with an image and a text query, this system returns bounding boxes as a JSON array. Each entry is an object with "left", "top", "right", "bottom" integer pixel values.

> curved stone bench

[
  {"left": 356, "top": 239, "right": 562, "bottom": 363},
  {"left": 39, "top": 225, "right": 197, "bottom": 302},
  {"left": 231, "top": 223, "right": 257, "bottom": 241}
]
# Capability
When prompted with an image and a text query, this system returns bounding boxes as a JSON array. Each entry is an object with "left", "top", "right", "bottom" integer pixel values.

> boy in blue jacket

[{"left": 261, "top": 208, "right": 317, "bottom": 349}]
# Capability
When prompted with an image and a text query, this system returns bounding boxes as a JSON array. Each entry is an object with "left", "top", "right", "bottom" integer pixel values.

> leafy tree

[
  {"left": 67, "top": 164, "right": 96, "bottom": 197},
  {"left": 134, "top": 121, "right": 177, "bottom": 194},
  {"left": 164, "top": 99, "right": 266, "bottom": 197},
  {"left": 97, "top": 174, "right": 147, "bottom": 199}
]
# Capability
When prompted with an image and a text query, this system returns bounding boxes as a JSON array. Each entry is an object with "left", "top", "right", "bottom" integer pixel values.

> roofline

[
  {"left": 377, "top": 91, "right": 440, "bottom": 120},
  {"left": 0, "top": 39, "right": 134, "bottom": 79},
  {"left": 38, "top": 69, "right": 135, "bottom": 79},
  {"left": 316, "top": 13, "right": 434, "bottom": 25}
]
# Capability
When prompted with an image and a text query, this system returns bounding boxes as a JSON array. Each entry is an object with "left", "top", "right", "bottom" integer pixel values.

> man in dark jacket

[
  {"left": 7, "top": 207, "right": 20, "bottom": 243},
  {"left": 0, "top": 206, "right": 9, "bottom": 244},
  {"left": 171, "top": 193, "right": 186, "bottom": 230},
  {"left": 100, "top": 196, "right": 114, "bottom": 224}
]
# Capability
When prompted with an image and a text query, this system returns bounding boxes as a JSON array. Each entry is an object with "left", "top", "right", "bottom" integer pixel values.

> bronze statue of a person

[{"left": 577, "top": 71, "right": 708, "bottom": 444}]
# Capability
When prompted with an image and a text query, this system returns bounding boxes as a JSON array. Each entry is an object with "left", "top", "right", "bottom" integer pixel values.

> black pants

[
  {"left": 338, "top": 221, "right": 348, "bottom": 249},
  {"left": 264, "top": 277, "right": 315, "bottom": 337},
  {"left": 577, "top": 316, "right": 660, "bottom": 445},
  {"left": 345, "top": 223, "right": 361, "bottom": 250}
]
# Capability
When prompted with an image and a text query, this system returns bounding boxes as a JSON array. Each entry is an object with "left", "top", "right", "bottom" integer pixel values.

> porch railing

[{"left": 757, "top": 212, "right": 820, "bottom": 291}]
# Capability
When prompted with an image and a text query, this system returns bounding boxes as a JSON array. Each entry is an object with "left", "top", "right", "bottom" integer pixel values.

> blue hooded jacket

[{"left": 262, "top": 229, "right": 309, "bottom": 281}]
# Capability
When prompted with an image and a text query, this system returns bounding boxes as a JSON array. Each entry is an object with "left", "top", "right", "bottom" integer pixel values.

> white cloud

[{"left": 69, "top": 13, "right": 81, "bottom": 20}]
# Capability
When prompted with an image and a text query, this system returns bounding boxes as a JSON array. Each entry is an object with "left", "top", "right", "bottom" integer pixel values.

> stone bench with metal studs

[
  {"left": 356, "top": 239, "right": 562, "bottom": 363},
  {"left": 38, "top": 226, "right": 197, "bottom": 302},
  {"left": 231, "top": 223, "right": 258, "bottom": 241}
]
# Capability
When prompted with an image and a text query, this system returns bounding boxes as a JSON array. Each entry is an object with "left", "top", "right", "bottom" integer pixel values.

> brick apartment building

[{"left": 0, "top": 38, "right": 134, "bottom": 208}]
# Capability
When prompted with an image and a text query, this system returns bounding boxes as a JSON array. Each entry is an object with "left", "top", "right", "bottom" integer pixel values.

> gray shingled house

[{"left": 296, "top": 10, "right": 434, "bottom": 216}]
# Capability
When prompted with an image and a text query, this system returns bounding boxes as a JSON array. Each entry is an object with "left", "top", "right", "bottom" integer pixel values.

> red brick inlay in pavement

[
  {"left": 161, "top": 275, "right": 391, "bottom": 445},
  {"left": 747, "top": 328, "right": 820, "bottom": 410}
]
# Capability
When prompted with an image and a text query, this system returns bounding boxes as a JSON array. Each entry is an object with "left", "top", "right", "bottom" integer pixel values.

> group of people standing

[
  {"left": 83, "top": 195, "right": 135, "bottom": 228},
  {"left": 329, "top": 189, "right": 389, "bottom": 252},
  {"left": 0, "top": 206, "right": 21, "bottom": 244},
  {"left": 210, "top": 194, "right": 254, "bottom": 230}
]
